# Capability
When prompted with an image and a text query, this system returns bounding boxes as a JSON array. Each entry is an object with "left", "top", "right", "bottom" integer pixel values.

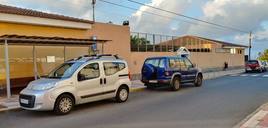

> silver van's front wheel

[{"left": 54, "top": 94, "right": 74, "bottom": 115}]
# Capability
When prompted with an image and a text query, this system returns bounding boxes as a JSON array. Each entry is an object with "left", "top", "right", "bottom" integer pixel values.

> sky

[{"left": 0, "top": 0, "right": 268, "bottom": 59}]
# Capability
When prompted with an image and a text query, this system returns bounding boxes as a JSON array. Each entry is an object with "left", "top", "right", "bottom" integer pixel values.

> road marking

[
  {"left": 230, "top": 74, "right": 239, "bottom": 76},
  {"left": 251, "top": 74, "right": 259, "bottom": 77},
  {"left": 230, "top": 74, "right": 268, "bottom": 78},
  {"left": 263, "top": 75, "right": 268, "bottom": 77}
]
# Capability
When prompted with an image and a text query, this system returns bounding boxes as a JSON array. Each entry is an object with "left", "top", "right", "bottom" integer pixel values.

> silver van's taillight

[{"left": 128, "top": 71, "right": 131, "bottom": 80}]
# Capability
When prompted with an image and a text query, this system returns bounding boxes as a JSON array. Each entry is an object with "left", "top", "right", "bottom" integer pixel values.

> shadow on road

[
  {"left": 18, "top": 99, "right": 116, "bottom": 117},
  {"left": 144, "top": 83, "right": 197, "bottom": 92}
]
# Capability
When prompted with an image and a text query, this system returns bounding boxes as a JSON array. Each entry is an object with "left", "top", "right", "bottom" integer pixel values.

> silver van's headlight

[{"left": 31, "top": 82, "right": 57, "bottom": 91}]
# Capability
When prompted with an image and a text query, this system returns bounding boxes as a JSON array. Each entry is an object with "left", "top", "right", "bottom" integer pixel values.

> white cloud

[
  {"left": 130, "top": 0, "right": 268, "bottom": 40},
  {"left": 129, "top": 0, "right": 193, "bottom": 35},
  {"left": 234, "top": 34, "right": 248, "bottom": 43},
  {"left": 188, "top": 0, "right": 268, "bottom": 39},
  {"left": 0, "top": 0, "right": 93, "bottom": 20}
]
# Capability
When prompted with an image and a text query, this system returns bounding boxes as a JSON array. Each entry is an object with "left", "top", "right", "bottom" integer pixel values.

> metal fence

[
  {"left": 130, "top": 32, "right": 178, "bottom": 52},
  {"left": 130, "top": 32, "right": 213, "bottom": 53}
]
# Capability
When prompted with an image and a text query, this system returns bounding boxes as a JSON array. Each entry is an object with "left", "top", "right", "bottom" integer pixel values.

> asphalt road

[{"left": 1, "top": 72, "right": 268, "bottom": 128}]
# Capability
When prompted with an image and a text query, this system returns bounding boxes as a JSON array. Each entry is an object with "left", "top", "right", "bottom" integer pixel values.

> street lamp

[
  {"left": 92, "top": 0, "right": 96, "bottom": 22},
  {"left": 249, "top": 31, "right": 252, "bottom": 60}
]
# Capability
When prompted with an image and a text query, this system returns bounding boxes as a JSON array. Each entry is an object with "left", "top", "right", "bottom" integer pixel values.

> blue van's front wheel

[
  {"left": 172, "top": 77, "right": 181, "bottom": 91},
  {"left": 194, "top": 74, "right": 203, "bottom": 87}
]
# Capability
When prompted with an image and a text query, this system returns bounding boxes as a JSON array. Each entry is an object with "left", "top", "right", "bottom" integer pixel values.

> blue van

[{"left": 141, "top": 56, "right": 203, "bottom": 91}]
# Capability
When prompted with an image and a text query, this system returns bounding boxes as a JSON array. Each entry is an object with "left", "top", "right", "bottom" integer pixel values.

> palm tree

[
  {"left": 130, "top": 35, "right": 150, "bottom": 46},
  {"left": 258, "top": 49, "right": 268, "bottom": 62}
]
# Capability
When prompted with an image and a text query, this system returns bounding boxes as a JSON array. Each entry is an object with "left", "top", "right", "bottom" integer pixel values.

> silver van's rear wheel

[
  {"left": 54, "top": 94, "right": 74, "bottom": 115},
  {"left": 116, "top": 86, "right": 129, "bottom": 103}
]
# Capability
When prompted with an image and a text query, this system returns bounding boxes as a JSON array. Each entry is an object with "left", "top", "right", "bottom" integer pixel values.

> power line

[
  {"left": 98, "top": 0, "right": 245, "bottom": 34},
  {"left": 98, "top": 0, "right": 238, "bottom": 41},
  {"left": 127, "top": 0, "right": 249, "bottom": 34}
]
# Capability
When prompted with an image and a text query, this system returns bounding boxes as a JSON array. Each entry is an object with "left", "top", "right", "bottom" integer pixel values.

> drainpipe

[
  {"left": 33, "top": 45, "right": 38, "bottom": 80},
  {"left": 63, "top": 46, "right": 66, "bottom": 61},
  {"left": 4, "top": 39, "right": 11, "bottom": 99}
]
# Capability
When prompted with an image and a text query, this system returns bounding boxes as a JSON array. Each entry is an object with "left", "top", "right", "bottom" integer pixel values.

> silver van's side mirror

[{"left": 193, "top": 63, "right": 197, "bottom": 68}]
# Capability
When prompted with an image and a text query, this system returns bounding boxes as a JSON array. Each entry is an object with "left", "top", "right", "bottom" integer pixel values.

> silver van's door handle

[
  {"left": 104, "top": 78, "right": 106, "bottom": 84},
  {"left": 100, "top": 78, "right": 103, "bottom": 85}
]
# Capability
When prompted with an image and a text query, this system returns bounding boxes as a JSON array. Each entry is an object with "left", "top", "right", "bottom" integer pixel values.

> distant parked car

[
  {"left": 261, "top": 61, "right": 268, "bottom": 71},
  {"left": 141, "top": 56, "right": 203, "bottom": 91},
  {"left": 19, "top": 54, "right": 131, "bottom": 115},
  {"left": 245, "top": 60, "right": 266, "bottom": 73}
]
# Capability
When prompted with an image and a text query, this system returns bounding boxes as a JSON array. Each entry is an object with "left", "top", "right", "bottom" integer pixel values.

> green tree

[
  {"left": 258, "top": 49, "right": 268, "bottom": 62},
  {"left": 130, "top": 35, "right": 150, "bottom": 46}
]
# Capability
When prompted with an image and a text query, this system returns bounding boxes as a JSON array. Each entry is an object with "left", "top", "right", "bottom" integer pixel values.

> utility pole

[
  {"left": 92, "top": 0, "right": 96, "bottom": 22},
  {"left": 249, "top": 31, "right": 252, "bottom": 60}
]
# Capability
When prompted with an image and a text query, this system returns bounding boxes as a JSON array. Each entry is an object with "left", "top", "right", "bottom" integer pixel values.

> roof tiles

[{"left": 0, "top": 4, "right": 93, "bottom": 24}]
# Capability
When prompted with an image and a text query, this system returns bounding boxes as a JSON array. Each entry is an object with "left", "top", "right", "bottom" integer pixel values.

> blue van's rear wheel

[{"left": 144, "top": 83, "right": 154, "bottom": 89}]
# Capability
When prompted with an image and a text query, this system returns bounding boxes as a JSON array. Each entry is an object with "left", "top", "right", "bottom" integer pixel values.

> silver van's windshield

[{"left": 47, "top": 62, "right": 83, "bottom": 79}]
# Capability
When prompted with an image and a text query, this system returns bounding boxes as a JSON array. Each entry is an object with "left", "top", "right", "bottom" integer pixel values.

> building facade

[
  {"left": 0, "top": 4, "right": 247, "bottom": 95},
  {"left": 129, "top": 35, "right": 247, "bottom": 77},
  {"left": 0, "top": 4, "right": 130, "bottom": 90}
]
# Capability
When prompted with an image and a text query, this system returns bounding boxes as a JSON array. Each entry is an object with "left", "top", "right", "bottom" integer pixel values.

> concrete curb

[
  {"left": 0, "top": 106, "right": 21, "bottom": 112},
  {"left": 130, "top": 87, "right": 146, "bottom": 92},
  {"left": 203, "top": 69, "right": 244, "bottom": 80},
  {"left": 0, "top": 95, "right": 21, "bottom": 112},
  {"left": 234, "top": 103, "right": 268, "bottom": 128}
]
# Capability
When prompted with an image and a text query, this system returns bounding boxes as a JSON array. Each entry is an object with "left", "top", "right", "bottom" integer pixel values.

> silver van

[{"left": 19, "top": 54, "right": 131, "bottom": 114}]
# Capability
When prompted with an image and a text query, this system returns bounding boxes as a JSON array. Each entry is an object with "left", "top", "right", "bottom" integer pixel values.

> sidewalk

[
  {"left": 0, "top": 95, "right": 20, "bottom": 112},
  {"left": 0, "top": 81, "right": 146, "bottom": 112},
  {"left": 130, "top": 80, "right": 146, "bottom": 92},
  {"left": 238, "top": 103, "right": 268, "bottom": 128}
]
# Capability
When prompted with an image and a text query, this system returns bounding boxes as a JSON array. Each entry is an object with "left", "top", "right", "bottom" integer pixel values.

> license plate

[
  {"left": 149, "top": 80, "right": 158, "bottom": 83},
  {"left": 20, "top": 99, "right": 29, "bottom": 104},
  {"left": 247, "top": 67, "right": 252, "bottom": 70}
]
